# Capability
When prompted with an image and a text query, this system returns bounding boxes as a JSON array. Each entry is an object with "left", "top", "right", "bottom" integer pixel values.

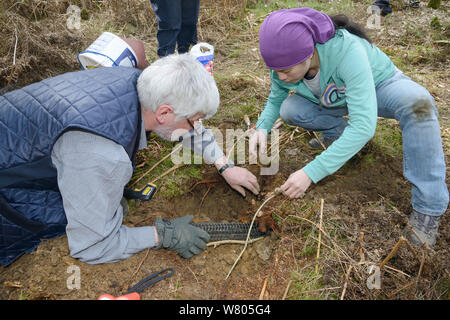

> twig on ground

[
  {"left": 415, "top": 243, "right": 428, "bottom": 291},
  {"left": 125, "top": 248, "right": 150, "bottom": 292},
  {"left": 282, "top": 280, "right": 292, "bottom": 300},
  {"left": 388, "top": 280, "right": 415, "bottom": 299},
  {"left": 187, "top": 179, "right": 220, "bottom": 193},
  {"left": 304, "top": 200, "right": 321, "bottom": 220},
  {"left": 313, "top": 286, "right": 343, "bottom": 296},
  {"left": 315, "top": 199, "right": 324, "bottom": 274},
  {"left": 151, "top": 163, "right": 184, "bottom": 184},
  {"left": 186, "top": 266, "right": 199, "bottom": 284},
  {"left": 6, "top": 28, "right": 18, "bottom": 86},
  {"left": 403, "top": 239, "right": 419, "bottom": 260},
  {"left": 130, "top": 144, "right": 182, "bottom": 188},
  {"left": 287, "top": 215, "right": 354, "bottom": 262},
  {"left": 379, "top": 237, "right": 406, "bottom": 271},
  {"left": 200, "top": 185, "right": 213, "bottom": 207},
  {"left": 135, "top": 162, "right": 146, "bottom": 169},
  {"left": 359, "top": 232, "right": 365, "bottom": 263},
  {"left": 225, "top": 90, "right": 248, "bottom": 104},
  {"left": 286, "top": 286, "right": 341, "bottom": 299},
  {"left": 225, "top": 188, "right": 281, "bottom": 280},
  {"left": 259, "top": 276, "right": 269, "bottom": 300},
  {"left": 312, "top": 131, "right": 327, "bottom": 150},
  {"left": 340, "top": 265, "right": 354, "bottom": 300},
  {"left": 207, "top": 236, "right": 264, "bottom": 248},
  {"left": 289, "top": 128, "right": 299, "bottom": 140},
  {"left": 383, "top": 265, "right": 412, "bottom": 278}
]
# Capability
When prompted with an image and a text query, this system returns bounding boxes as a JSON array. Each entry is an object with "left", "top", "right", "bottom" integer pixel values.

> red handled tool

[{"left": 98, "top": 267, "right": 174, "bottom": 300}]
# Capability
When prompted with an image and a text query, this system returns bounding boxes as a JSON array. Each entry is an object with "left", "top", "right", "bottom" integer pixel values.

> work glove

[{"left": 153, "top": 215, "right": 210, "bottom": 258}]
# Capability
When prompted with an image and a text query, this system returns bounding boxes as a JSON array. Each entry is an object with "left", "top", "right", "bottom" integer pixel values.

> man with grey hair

[{"left": 0, "top": 53, "right": 260, "bottom": 266}]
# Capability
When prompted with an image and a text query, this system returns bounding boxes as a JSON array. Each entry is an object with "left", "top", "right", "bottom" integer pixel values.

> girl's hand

[{"left": 280, "top": 169, "right": 312, "bottom": 198}]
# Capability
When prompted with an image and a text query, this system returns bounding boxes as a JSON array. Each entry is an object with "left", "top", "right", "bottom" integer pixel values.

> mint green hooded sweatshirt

[{"left": 255, "top": 29, "right": 397, "bottom": 183}]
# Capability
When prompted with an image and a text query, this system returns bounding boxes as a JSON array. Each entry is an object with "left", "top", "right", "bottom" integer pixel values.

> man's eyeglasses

[
  {"left": 186, "top": 117, "right": 202, "bottom": 136},
  {"left": 186, "top": 118, "right": 195, "bottom": 131}
]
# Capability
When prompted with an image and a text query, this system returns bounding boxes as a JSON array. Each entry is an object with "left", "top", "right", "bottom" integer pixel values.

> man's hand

[
  {"left": 221, "top": 166, "right": 260, "bottom": 197},
  {"left": 280, "top": 169, "right": 312, "bottom": 198},
  {"left": 214, "top": 156, "right": 260, "bottom": 197},
  {"left": 153, "top": 215, "right": 210, "bottom": 258}
]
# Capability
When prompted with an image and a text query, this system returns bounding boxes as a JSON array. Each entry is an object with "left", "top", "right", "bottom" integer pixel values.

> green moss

[
  {"left": 430, "top": 17, "right": 441, "bottom": 30},
  {"left": 158, "top": 178, "right": 185, "bottom": 199}
]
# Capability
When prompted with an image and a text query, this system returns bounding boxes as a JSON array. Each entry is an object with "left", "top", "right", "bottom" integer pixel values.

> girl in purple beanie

[{"left": 249, "top": 8, "right": 448, "bottom": 247}]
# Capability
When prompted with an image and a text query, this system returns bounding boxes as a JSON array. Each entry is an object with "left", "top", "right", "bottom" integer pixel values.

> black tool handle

[
  {"left": 123, "top": 184, "right": 156, "bottom": 201},
  {"left": 123, "top": 188, "right": 143, "bottom": 200}
]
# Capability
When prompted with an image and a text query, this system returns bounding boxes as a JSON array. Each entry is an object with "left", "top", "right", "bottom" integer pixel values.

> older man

[{"left": 0, "top": 54, "right": 260, "bottom": 266}]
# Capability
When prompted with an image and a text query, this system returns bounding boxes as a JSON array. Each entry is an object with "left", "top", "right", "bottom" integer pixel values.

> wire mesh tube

[{"left": 192, "top": 222, "right": 267, "bottom": 241}]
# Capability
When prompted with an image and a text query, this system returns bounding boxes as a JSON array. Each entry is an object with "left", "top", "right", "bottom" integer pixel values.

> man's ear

[{"left": 155, "top": 104, "right": 175, "bottom": 125}]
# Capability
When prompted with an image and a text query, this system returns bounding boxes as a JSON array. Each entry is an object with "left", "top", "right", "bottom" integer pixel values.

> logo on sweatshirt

[{"left": 321, "top": 83, "right": 346, "bottom": 106}]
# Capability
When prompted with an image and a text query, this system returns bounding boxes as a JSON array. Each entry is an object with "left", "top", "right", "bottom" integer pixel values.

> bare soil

[{"left": 1, "top": 137, "right": 448, "bottom": 300}]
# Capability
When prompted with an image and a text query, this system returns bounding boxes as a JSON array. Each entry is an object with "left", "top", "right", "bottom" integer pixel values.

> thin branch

[
  {"left": 207, "top": 236, "right": 264, "bottom": 248},
  {"left": 340, "top": 265, "right": 353, "bottom": 300},
  {"left": 7, "top": 28, "right": 18, "bottom": 87},
  {"left": 282, "top": 280, "right": 292, "bottom": 300},
  {"left": 129, "top": 144, "right": 182, "bottom": 188},
  {"left": 312, "top": 131, "right": 327, "bottom": 150},
  {"left": 379, "top": 237, "right": 406, "bottom": 271},
  {"left": 150, "top": 163, "right": 184, "bottom": 184},
  {"left": 258, "top": 276, "right": 269, "bottom": 300},
  {"left": 225, "top": 188, "right": 281, "bottom": 280},
  {"left": 315, "top": 199, "right": 324, "bottom": 274}
]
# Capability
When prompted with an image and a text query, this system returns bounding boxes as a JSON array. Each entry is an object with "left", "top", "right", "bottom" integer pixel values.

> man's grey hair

[{"left": 137, "top": 53, "right": 219, "bottom": 122}]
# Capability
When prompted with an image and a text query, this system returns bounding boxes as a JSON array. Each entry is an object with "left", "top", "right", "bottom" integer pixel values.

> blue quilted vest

[{"left": 0, "top": 67, "right": 143, "bottom": 266}]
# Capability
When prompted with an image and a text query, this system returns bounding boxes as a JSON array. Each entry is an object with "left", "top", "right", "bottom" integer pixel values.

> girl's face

[{"left": 273, "top": 55, "right": 312, "bottom": 83}]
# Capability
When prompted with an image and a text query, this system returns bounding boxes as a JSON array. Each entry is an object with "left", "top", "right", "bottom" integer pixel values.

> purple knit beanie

[{"left": 259, "top": 8, "right": 335, "bottom": 69}]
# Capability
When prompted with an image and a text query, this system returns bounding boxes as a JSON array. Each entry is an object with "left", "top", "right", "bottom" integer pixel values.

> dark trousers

[{"left": 150, "top": 0, "right": 200, "bottom": 57}]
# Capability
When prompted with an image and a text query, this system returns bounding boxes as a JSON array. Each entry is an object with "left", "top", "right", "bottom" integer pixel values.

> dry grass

[
  {"left": 269, "top": 194, "right": 449, "bottom": 300},
  {"left": 0, "top": 0, "right": 250, "bottom": 89}
]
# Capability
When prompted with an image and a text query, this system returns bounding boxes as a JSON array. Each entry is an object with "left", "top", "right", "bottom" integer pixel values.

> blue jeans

[
  {"left": 280, "top": 71, "right": 449, "bottom": 217},
  {"left": 150, "top": 0, "right": 200, "bottom": 57}
]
